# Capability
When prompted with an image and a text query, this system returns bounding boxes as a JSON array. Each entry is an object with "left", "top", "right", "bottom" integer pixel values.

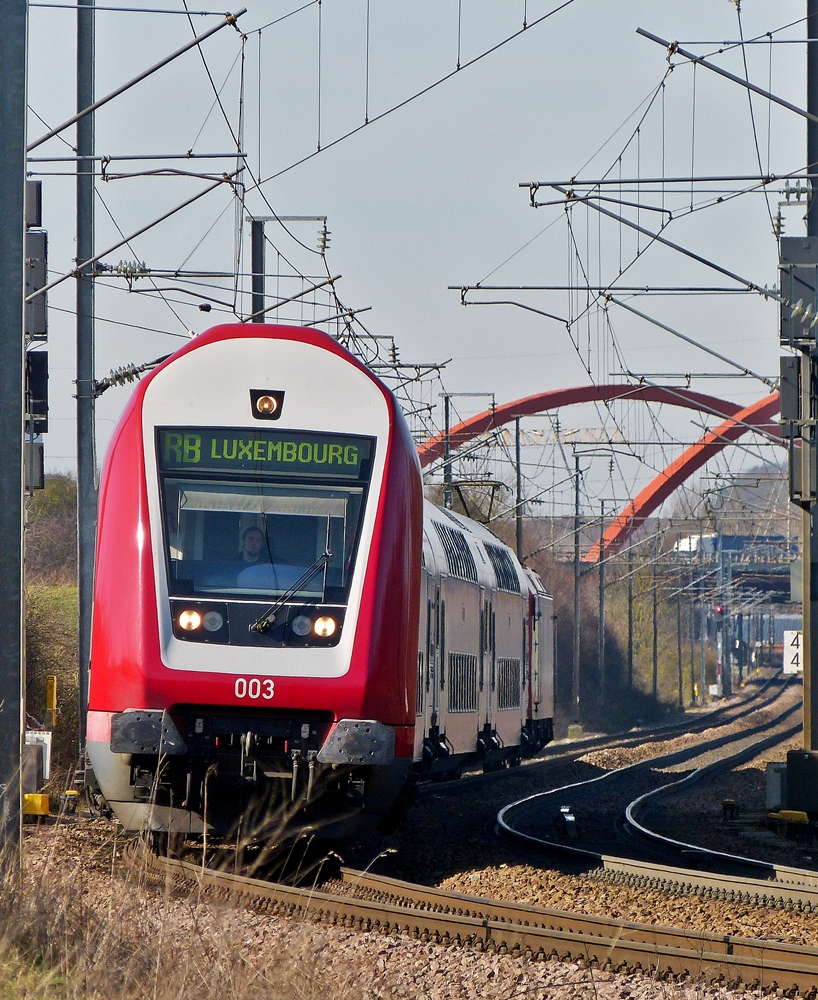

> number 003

[{"left": 234, "top": 677, "right": 274, "bottom": 700}]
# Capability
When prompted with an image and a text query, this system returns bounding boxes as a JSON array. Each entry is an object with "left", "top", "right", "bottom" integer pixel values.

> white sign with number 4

[{"left": 784, "top": 630, "right": 803, "bottom": 674}]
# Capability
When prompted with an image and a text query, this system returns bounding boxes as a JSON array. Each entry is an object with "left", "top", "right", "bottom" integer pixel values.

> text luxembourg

[{"left": 163, "top": 432, "right": 360, "bottom": 468}]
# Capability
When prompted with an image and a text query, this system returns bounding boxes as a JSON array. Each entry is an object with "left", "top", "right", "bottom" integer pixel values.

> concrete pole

[
  {"left": 689, "top": 593, "right": 695, "bottom": 704},
  {"left": 443, "top": 395, "right": 452, "bottom": 510},
  {"left": 627, "top": 530, "right": 633, "bottom": 689},
  {"left": 76, "top": 0, "right": 96, "bottom": 755},
  {"left": 700, "top": 594, "right": 707, "bottom": 702},
  {"left": 677, "top": 568, "right": 683, "bottom": 707},
  {"left": 572, "top": 452, "right": 581, "bottom": 723},
  {"left": 598, "top": 500, "right": 605, "bottom": 710},
  {"left": 803, "top": 0, "right": 818, "bottom": 747},
  {"left": 515, "top": 417, "right": 523, "bottom": 562},
  {"left": 251, "top": 218, "right": 265, "bottom": 322},
  {"left": 0, "top": 0, "right": 27, "bottom": 857},
  {"left": 652, "top": 534, "right": 658, "bottom": 701}
]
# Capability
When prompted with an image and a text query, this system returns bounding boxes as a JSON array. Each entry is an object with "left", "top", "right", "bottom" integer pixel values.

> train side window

[{"left": 416, "top": 652, "right": 424, "bottom": 716}]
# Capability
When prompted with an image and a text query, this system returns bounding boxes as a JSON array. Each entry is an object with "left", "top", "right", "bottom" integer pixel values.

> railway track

[
  {"left": 498, "top": 692, "right": 800, "bottom": 853},
  {"left": 496, "top": 682, "right": 818, "bottom": 909},
  {"left": 425, "top": 669, "right": 788, "bottom": 798},
  {"left": 113, "top": 674, "right": 818, "bottom": 994},
  {"left": 129, "top": 841, "right": 818, "bottom": 994}
]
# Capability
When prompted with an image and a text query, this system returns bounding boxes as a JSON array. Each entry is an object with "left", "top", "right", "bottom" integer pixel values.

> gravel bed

[
  {"left": 641, "top": 730, "right": 814, "bottom": 869},
  {"left": 344, "top": 681, "right": 800, "bottom": 885},
  {"left": 19, "top": 818, "right": 764, "bottom": 999},
  {"left": 14, "top": 679, "right": 802, "bottom": 998}
]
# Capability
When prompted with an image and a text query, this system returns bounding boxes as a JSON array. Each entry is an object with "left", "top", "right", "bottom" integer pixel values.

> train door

[
  {"left": 429, "top": 580, "right": 442, "bottom": 725},
  {"left": 530, "top": 594, "right": 542, "bottom": 716},
  {"left": 413, "top": 561, "right": 430, "bottom": 761},
  {"left": 484, "top": 596, "right": 496, "bottom": 727},
  {"left": 494, "top": 593, "right": 524, "bottom": 749},
  {"left": 441, "top": 577, "right": 481, "bottom": 755},
  {"left": 536, "top": 592, "right": 555, "bottom": 723},
  {"left": 478, "top": 592, "right": 490, "bottom": 726}
]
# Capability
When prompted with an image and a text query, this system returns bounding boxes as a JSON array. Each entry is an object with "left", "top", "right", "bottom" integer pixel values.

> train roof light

[{"left": 255, "top": 395, "right": 278, "bottom": 416}]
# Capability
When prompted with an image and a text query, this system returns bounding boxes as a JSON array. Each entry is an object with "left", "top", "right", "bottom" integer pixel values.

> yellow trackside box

[{"left": 23, "top": 793, "right": 50, "bottom": 816}]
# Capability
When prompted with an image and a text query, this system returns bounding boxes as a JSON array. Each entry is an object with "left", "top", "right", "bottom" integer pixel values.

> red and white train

[{"left": 85, "top": 323, "right": 554, "bottom": 839}]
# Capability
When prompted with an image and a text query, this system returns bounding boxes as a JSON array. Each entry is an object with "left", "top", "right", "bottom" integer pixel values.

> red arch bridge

[{"left": 417, "top": 384, "right": 781, "bottom": 563}]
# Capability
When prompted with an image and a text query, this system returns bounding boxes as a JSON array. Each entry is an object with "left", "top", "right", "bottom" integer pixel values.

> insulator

[{"left": 114, "top": 259, "right": 149, "bottom": 278}]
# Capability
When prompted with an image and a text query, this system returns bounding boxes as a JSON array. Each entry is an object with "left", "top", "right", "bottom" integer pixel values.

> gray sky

[{"left": 26, "top": 0, "right": 806, "bottom": 522}]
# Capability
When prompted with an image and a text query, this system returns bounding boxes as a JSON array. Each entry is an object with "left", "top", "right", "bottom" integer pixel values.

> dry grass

[
  {"left": 6, "top": 821, "right": 359, "bottom": 1000},
  {"left": 25, "top": 585, "right": 79, "bottom": 783}
]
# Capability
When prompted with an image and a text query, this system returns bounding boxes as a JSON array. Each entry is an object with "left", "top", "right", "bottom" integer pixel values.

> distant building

[{"left": 673, "top": 533, "right": 793, "bottom": 561}]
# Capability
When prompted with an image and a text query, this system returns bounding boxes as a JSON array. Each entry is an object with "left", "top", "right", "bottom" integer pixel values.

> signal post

[
  {"left": 781, "top": 2, "right": 818, "bottom": 801},
  {"left": 0, "top": 0, "right": 28, "bottom": 858}
]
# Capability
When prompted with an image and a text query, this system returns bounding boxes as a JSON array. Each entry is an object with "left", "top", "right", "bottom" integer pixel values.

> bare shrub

[
  {"left": 25, "top": 585, "right": 79, "bottom": 782},
  {"left": 26, "top": 475, "right": 77, "bottom": 585},
  {"left": 13, "top": 822, "right": 358, "bottom": 1000}
]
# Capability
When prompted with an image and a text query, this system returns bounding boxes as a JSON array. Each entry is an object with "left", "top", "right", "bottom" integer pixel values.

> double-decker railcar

[
  {"left": 415, "top": 505, "right": 553, "bottom": 775},
  {"left": 86, "top": 323, "right": 423, "bottom": 839},
  {"left": 85, "top": 323, "right": 553, "bottom": 841}
]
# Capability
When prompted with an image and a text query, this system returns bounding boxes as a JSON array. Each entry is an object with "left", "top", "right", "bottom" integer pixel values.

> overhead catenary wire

[
  {"left": 636, "top": 28, "right": 818, "bottom": 126},
  {"left": 734, "top": 4, "right": 777, "bottom": 234},
  {"left": 248, "top": 0, "right": 580, "bottom": 188},
  {"left": 26, "top": 172, "right": 239, "bottom": 303},
  {"left": 534, "top": 183, "right": 780, "bottom": 300},
  {"left": 27, "top": 9, "right": 247, "bottom": 151},
  {"left": 94, "top": 187, "right": 188, "bottom": 332},
  {"left": 607, "top": 296, "right": 777, "bottom": 389}
]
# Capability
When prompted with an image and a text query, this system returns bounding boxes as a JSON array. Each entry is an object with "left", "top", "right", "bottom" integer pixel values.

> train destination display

[{"left": 158, "top": 427, "right": 374, "bottom": 478}]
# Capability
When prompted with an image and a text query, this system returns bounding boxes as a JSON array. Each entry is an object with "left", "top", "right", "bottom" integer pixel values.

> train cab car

[{"left": 85, "top": 324, "right": 423, "bottom": 840}]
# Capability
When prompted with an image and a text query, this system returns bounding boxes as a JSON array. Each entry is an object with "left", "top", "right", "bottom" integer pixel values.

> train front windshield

[{"left": 157, "top": 427, "right": 374, "bottom": 604}]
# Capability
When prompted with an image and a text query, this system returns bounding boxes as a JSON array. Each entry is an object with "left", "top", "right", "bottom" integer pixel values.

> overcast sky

[{"left": 26, "top": 0, "right": 807, "bottom": 520}]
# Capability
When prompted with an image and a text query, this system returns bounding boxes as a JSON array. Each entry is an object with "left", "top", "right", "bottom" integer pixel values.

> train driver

[{"left": 237, "top": 526, "right": 265, "bottom": 564}]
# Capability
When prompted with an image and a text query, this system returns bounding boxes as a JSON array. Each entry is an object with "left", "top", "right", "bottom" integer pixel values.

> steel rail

[
  {"left": 419, "top": 670, "right": 785, "bottom": 798},
  {"left": 497, "top": 686, "right": 802, "bottom": 883},
  {"left": 622, "top": 721, "right": 805, "bottom": 880},
  {"left": 338, "top": 866, "right": 818, "bottom": 941},
  {"left": 129, "top": 842, "right": 818, "bottom": 991}
]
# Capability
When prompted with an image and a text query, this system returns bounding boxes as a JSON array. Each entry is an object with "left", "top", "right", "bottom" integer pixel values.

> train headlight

[
  {"left": 313, "top": 616, "right": 337, "bottom": 638},
  {"left": 291, "top": 615, "right": 312, "bottom": 636},
  {"left": 255, "top": 395, "right": 278, "bottom": 416},
  {"left": 202, "top": 610, "right": 224, "bottom": 632},
  {"left": 178, "top": 609, "right": 202, "bottom": 631}
]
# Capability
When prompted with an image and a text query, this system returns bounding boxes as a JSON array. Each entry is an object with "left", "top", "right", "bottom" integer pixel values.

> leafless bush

[
  {"left": 8, "top": 822, "right": 356, "bottom": 1000},
  {"left": 26, "top": 475, "right": 77, "bottom": 586}
]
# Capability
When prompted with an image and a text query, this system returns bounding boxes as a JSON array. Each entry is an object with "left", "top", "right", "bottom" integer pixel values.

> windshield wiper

[{"left": 248, "top": 549, "right": 332, "bottom": 634}]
